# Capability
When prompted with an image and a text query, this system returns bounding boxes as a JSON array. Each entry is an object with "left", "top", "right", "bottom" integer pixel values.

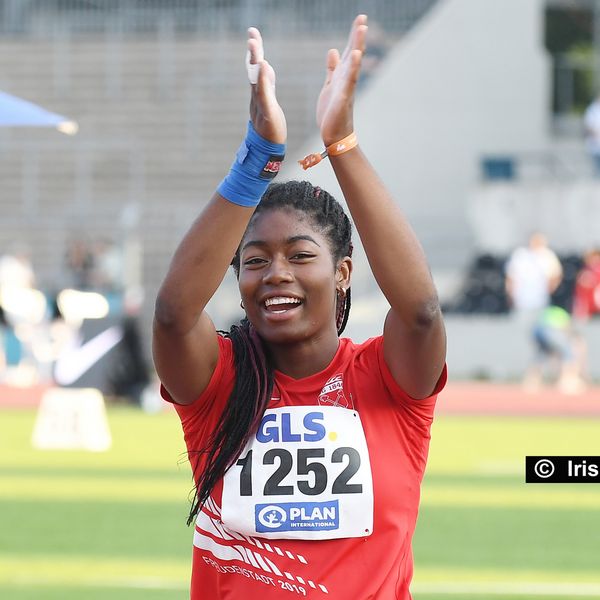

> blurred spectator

[
  {"left": 0, "top": 247, "right": 45, "bottom": 383},
  {"left": 571, "top": 248, "right": 600, "bottom": 384},
  {"left": 109, "top": 286, "right": 149, "bottom": 404},
  {"left": 530, "top": 306, "right": 586, "bottom": 394},
  {"left": 584, "top": 94, "right": 600, "bottom": 177},
  {"left": 109, "top": 314, "right": 150, "bottom": 405},
  {"left": 0, "top": 248, "right": 35, "bottom": 289},
  {"left": 572, "top": 248, "right": 600, "bottom": 321},
  {"left": 91, "top": 238, "right": 124, "bottom": 293},
  {"left": 505, "top": 233, "right": 563, "bottom": 388},
  {"left": 0, "top": 304, "right": 7, "bottom": 372},
  {"left": 505, "top": 233, "right": 562, "bottom": 314},
  {"left": 64, "top": 238, "right": 95, "bottom": 290}
]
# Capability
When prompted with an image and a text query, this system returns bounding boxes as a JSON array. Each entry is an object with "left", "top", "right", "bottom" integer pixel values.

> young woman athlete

[{"left": 153, "top": 15, "right": 447, "bottom": 599}]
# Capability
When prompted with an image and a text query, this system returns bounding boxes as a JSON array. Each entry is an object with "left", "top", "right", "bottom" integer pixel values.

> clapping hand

[
  {"left": 316, "top": 15, "right": 368, "bottom": 147},
  {"left": 247, "top": 27, "right": 287, "bottom": 145}
]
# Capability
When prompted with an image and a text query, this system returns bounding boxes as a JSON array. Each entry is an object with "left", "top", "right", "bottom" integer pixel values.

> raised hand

[
  {"left": 247, "top": 27, "right": 287, "bottom": 144},
  {"left": 316, "top": 15, "right": 367, "bottom": 147}
]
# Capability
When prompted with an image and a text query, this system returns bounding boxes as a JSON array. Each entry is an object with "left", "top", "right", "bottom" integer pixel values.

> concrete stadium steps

[
  {"left": 0, "top": 36, "right": 339, "bottom": 143},
  {"left": 0, "top": 34, "right": 351, "bottom": 331}
]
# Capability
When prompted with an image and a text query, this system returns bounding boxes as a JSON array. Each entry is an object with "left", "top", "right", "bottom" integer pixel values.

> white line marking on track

[
  {"left": 9, "top": 576, "right": 188, "bottom": 590},
  {"left": 11, "top": 576, "right": 600, "bottom": 596},
  {"left": 412, "top": 582, "right": 600, "bottom": 596}
]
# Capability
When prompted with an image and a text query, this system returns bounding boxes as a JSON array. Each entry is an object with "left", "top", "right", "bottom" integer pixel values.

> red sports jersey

[
  {"left": 573, "top": 261, "right": 600, "bottom": 319},
  {"left": 164, "top": 335, "right": 445, "bottom": 599}
]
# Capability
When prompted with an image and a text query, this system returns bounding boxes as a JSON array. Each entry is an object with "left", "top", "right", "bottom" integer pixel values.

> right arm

[{"left": 152, "top": 29, "right": 286, "bottom": 405}]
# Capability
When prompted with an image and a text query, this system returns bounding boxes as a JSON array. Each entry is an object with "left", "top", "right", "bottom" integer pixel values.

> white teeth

[{"left": 264, "top": 297, "right": 302, "bottom": 307}]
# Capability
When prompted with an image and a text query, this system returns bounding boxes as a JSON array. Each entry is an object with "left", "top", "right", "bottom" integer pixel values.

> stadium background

[{"left": 1, "top": 0, "right": 599, "bottom": 598}]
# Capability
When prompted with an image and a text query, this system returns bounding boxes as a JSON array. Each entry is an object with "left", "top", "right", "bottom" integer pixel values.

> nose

[{"left": 262, "top": 256, "right": 294, "bottom": 285}]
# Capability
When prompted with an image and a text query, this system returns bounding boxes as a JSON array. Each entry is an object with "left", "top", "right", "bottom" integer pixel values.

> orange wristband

[
  {"left": 326, "top": 132, "right": 358, "bottom": 156},
  {"left": 298, "top": 132, "right": 358, "bottom": 170}
]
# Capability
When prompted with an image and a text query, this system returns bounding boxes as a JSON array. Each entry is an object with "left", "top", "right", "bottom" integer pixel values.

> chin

[{"left": 253, "top": 323, "right": 314, "bottom": 347}]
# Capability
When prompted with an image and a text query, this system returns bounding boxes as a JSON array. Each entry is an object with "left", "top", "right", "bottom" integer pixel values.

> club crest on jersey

[{"left": 318, "top": 373, "right": 350, "bottom": 408}]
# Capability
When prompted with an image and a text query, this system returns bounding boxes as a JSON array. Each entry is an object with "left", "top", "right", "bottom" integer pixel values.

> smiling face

[{"left": 238, "top": 208, "right": 351, "bottom": 347}]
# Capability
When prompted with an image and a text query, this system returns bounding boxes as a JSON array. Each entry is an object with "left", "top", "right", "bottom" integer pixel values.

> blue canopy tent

[{"left": 0, "top": 90, "right": 78, "bottom": 134}]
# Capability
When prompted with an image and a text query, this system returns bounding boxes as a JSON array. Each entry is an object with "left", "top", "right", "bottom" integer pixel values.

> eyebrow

[{"left": 241, "top": 235, "right": 321, "bottom": 252}]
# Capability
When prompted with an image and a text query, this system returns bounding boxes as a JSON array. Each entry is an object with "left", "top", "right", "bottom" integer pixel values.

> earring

[
  {"left": 240, "top": 300, "right": 245, "bottom": 310},
  {"left": 337, "top": 287, "right": 346, "bottom": 299}
]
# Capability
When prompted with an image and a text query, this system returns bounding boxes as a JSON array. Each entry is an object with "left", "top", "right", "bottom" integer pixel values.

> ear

[{"left": 336, "top": 256, "right": 352, "bottom": 289}]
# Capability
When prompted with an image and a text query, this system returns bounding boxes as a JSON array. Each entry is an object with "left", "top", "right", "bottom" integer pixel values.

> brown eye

[
  {"left": 292, "top": 253, "right": 315, "bottom": 260},
  {"left": 243, "top": 257, "right": 267, "bottom": 266}
]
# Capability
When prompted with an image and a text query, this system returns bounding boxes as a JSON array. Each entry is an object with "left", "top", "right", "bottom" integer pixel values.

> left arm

[
  {"left": 331, "top": 149, "right": 446, "bottom": 399},
  {"left": 317, "top": 15, "right": 446, "bottom": 398}
]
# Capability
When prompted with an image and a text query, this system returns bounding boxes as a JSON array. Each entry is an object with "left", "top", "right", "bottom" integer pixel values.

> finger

[
  {"left": 247, "top": 27, "right": 264, "bottom": 63},
  {"left": 324, "top": 48, "right": 340, "bottom": 86},
  {"left": 257, "top": 59, "right": 276, "bottom": 97},
  {"left": 247, "top": 32, "right": 265, "bottom": 85},
  {"left": 341, "top": 49, "right": 363, "bottom": 96},
  {"left": 354, "top": 23, "right": 368, "bottom": 55},
  {"left": 247, "top": 38, "right": 260, "bottom": 66},
  {"left": 354, "top": 14, "right": 368, "bottom": 33},
  {"left": 246, "top": 48, "right": 260, "bottom": 85},
  {"left": 249, "top": 59, "right": 274, "bottom": 119},
  {"left": 342, "top": 14, "right": 368, "bottom": 60}
]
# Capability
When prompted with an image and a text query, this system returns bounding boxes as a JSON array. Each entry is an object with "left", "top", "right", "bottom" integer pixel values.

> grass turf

[{"left": 1, "top": 406, "right": 599, "bottom": 598}]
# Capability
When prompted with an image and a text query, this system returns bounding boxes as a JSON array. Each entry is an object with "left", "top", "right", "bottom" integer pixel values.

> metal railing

[{"left": 0, "top": 0, "right": 438, "bottom": 36}]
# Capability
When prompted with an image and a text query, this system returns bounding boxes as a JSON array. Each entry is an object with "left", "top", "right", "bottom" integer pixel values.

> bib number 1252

[{"left": 236, "top": 447, "right": 362, "bottom": 497}]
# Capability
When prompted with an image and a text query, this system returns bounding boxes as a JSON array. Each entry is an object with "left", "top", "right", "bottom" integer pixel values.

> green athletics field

[{"left": 1, "top": 405, "right": 599, "bottom": 599}]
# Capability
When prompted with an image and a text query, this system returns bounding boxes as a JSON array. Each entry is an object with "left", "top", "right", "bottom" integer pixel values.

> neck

[{"left": 266, "top": 331, "right": 340, "bottom": 379}]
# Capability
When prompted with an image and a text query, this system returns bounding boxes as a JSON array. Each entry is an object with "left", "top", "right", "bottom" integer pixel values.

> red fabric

[
  {"left": 163, "top": 335, "right": 446, "bottom": 599},
  {"left": 573, "top": 263, "right": 600, "bottom": 319}
]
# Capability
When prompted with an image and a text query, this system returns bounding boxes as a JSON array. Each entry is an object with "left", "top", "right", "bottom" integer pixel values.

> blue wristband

[{"left": 217, "top": 121, "right": 286, "bottom": 207}]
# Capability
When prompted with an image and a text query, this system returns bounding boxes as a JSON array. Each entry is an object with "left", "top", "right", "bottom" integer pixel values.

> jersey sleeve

[
  {"left": 370, "top": 335, "right": 446, "bottom": 424},
  {"left": 160, "top": 335, "right": 235, "bottom": 451}
]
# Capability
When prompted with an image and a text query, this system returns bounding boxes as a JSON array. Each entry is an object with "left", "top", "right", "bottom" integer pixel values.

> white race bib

[{"left": 222, "top": 406, "right": 373, "bottom": 540}]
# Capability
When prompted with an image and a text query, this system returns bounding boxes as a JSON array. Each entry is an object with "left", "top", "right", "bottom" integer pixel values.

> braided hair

[{"left": 186, "top": 181, "right": 353, "bottom": 525}]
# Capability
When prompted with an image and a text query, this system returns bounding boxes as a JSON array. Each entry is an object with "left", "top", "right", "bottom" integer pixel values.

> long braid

[
  {"left": 186, "top": 180, "right": 352, "bottom": 525},
  {"left": 186, "top": 319, "right": 273, "bottom": 525}
]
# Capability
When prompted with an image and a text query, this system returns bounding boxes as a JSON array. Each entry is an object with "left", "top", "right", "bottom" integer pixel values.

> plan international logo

[{"left": 255, "top": 501, "right": 339, "bottom": 533}]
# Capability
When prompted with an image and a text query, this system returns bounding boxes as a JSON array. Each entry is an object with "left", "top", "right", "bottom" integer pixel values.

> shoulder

[
  {"left": 585, "top": 102, "right": 600, "bottom": 119},
  {"left": 543, "top": 247, "right": 561, "bottom": 264},
  {"left": 194, "top": 332, "right": 236, "bottom": 391},
  {"left": 161, "top": 332, "right": 235, "bottom": 420},
  {"left": 321, "top": 337, "right": 386, "bottom": 393},
  {"left": 216, "top": 333, "right": 235, "bottom": 365},
  {"left": 346, "top": 335, "right": 446, "bottom": 395},
  {"left": 506, "top": 247, "right": 526, "bottom": 270},
  {"left": 341, "top": 335, "right": 446, "bottom": 426},
  {"left": 337, "top": 335, "right": 400, "bottom": 389},
  {"left": 336, "top": 336, "right": 382, "bottom": 368},
  {"left": 509, "top": 246, "right": 528, "bottom": 261}
]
